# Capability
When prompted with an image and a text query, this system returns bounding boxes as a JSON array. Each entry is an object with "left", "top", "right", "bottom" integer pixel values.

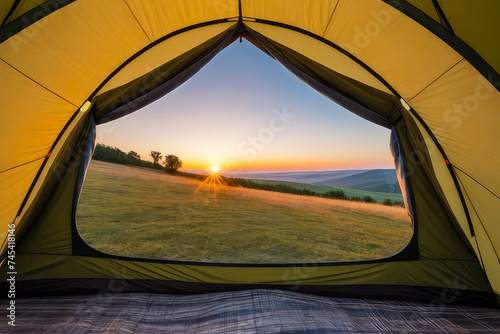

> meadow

[{"left": 76, "top": 161, "right": 413, "bottom": 264}]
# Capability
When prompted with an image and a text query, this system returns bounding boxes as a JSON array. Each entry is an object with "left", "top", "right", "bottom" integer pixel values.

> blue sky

[{"left": 96, "top": 39, "right": 393, "bottom": 172}]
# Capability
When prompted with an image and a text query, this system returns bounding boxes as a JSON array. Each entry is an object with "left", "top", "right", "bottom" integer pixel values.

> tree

[
  {"left": 150, "top": 151, "right": 162, "bottom": 165},
  {"left": 362, "top": 195, "right": 376, "bottom": 203},
  {"left": 128, "top": 151, "right": 140, "bottom": 160},
  {"left": 323, "top": 190, "right": 347, "bottom": 200},
  {"left": 164, "top": 154, "right": 183, "bottom": 173}
]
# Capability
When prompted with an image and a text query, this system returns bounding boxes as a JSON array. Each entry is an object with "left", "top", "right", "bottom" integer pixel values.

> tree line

[{"left": 92, "top": 144, "right": 183, "bottom": 173}]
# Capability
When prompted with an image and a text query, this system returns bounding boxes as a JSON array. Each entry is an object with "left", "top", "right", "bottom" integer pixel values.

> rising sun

[{"left": 211, "top": 166, "right": 219, "bottom": 173}]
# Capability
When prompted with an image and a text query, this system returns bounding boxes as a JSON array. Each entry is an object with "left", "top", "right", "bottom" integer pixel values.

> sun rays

[{"left": 191, "top": 168, "right": 233, "bottom": 200}]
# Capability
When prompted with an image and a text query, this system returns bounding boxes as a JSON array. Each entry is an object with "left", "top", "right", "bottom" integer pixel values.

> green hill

[
  {"left": 315, "top": 169, "right": 401, "bottom": 194},
  {"left": 250, "top": 179, "right": 404, "bottom": 203}
]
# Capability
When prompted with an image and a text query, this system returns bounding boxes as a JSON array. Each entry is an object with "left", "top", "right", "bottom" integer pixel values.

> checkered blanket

[{"left": 1, "top": 289, "right": 499, "bottom": 333}]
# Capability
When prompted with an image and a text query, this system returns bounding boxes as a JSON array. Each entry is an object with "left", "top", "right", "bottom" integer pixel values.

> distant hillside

[
  {"left": 222, "top": 170, "right": 366, "bottom": 184},
  {"left": 250, "top": 179, "right": 404, "bottom": 203},
  {"left": 314, "top": 169, "right": 401, "bottom": 194}
]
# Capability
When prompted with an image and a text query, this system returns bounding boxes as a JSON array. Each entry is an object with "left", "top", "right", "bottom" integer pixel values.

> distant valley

[{"left": 222, "top": 169, "right": 401, "bottom": 195}]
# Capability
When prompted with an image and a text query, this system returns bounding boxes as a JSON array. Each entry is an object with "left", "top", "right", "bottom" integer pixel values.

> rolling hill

[
  {"left": 221, "top": 169, "right": 402, "bottom": 195},
  {"left": 221, "top": 170, "right": 366, "bottom": 184},
  {"left": 249, "top": 179, "right": 404, "bottom": 203},
  {"left": 314, "top": 169, "right": 401, "bottom": 194}
]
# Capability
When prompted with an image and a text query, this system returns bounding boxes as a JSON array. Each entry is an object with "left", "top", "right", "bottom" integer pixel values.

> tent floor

[{"left": 1, "top": 289, "right": 499, "bottom": 333}]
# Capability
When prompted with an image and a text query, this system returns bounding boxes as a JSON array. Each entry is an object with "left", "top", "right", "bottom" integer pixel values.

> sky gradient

[{"left": 96, "top": 39, "right": 394, "bottom": 172}]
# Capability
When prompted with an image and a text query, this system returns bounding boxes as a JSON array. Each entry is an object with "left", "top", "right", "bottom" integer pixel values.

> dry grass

[
  {"left": 229, "top": 187, "right": 409, "bottom": 222},
  {"left": 91, "top": 161, "right": 409, "bottom": 222}
]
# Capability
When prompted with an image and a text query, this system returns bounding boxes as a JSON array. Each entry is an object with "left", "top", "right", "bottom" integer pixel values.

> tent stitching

[
  {"left": 456, "top": 174, "right": 499, "bottom": 265},
  {"left": 407, "top": 58, "right": 464, "bottom": 103},
  {"left": 0, "top": 0, "right": 20, "bottom": 28},
  {"left": 0, "top": 155, "right": 45, "bottom": 174},
  {"left": 453, "top": 165, "right": 500, "bottom": 200},
  {"left": 122, "top": 0, "right": 151, "bottom": 43},
  {"left": 0, "top": 57, "right": 78, "bottom": 107},
  {"left": 431, "top": 0, "right": 455, "bottom": 35},
  {"left": 321, "top": 0, "right": 340, "bottom": 38}
]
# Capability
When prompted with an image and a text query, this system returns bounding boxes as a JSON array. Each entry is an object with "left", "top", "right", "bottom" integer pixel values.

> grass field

[{"left": 76, "top": 161, "right": 413, "bottom": 264}]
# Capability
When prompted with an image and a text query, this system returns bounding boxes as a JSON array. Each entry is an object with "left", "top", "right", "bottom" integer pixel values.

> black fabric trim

[
  {"left": 431, "top": 0, "right": 455, "bottom": 35},
  {"left": 2, "top": 279, "right": 498, "bottom": 308},
  {"left": 238, "top": 0, "right": 242, "bottom": 23},
  {"left": 0, "top": 0, "right": 20, "bottom": 28},
  {"left": 382, "top": 0, "right": 500, "bottom": 92},
  {"left": 0, "top": 0, "right": 75, "bottom": 44}
]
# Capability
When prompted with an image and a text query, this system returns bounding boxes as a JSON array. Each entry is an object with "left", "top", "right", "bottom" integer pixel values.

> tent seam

[
  {"left": 0, "top": 58, "right": 78, "bottom": 108},
  {"left": 0, "top": 0, "right": 20, "bottom": 28},
  {"left": 452, "top": 165, "right": 500, "bottom": 200},
  {"left": 455, "top": 173, "right": 499, "bottom": 265},
  {"left": 407, "top": 58, "right": 464, "bottom": 103},
  {"left": 321, "top": 0, "right": 340, "bottom": 37},
  {"left": 122, "top": 0, "right": 152, "bottom": 43},
  {"left": 0, "top": 155, "right": 46, "bottom": 174},
  {"left": 431, "top": 0, "right": 455, "bottom": 35}
]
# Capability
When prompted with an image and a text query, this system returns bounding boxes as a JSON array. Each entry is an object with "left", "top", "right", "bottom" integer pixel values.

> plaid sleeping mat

[{"left": 1, "top": 289, "right": 499, "bottom": 333}]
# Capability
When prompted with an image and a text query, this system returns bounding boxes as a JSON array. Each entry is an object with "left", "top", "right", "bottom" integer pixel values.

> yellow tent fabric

[{"left": 0, "top": 0, "right": 498, "bottom": 305}]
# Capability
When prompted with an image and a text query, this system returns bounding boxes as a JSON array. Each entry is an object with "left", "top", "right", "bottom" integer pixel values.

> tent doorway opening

[{"left": 75, "top": 39, "right": 413, "bottom": 264}]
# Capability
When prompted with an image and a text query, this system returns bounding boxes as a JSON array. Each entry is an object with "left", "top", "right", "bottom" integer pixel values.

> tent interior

[{"left": 1, "top": 0, "right": 500, "bottom": 331}]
